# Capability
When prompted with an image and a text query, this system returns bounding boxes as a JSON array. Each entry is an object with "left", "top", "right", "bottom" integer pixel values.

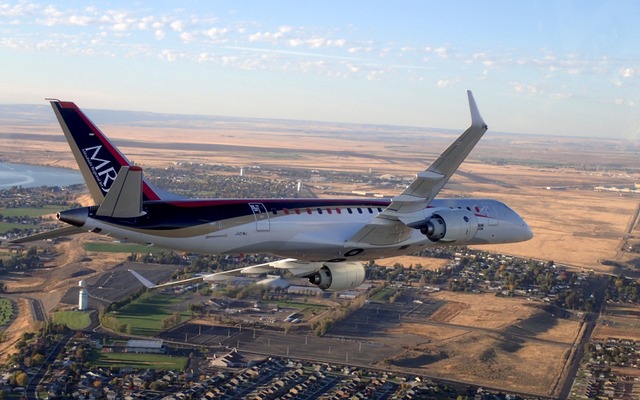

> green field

[
  {"left": 83, "top": 242, "right": 161, "bottom": 253},
  {"left": 0, "top": 298, "right": 14, "bottom": 326},
  {"left": 107, "top": 293, "right": 191, "bottom": 336},
  {"left": 53, "top": 310, "right": 92, "bottom": 330},
  {"left": 0, "top": 221, "right": 38, "bottom": 233},
  {"left": 0, "top": 205, "right": 65, "bottom": 217},
  {"left": 91, "top": 351, "right": 188, "bottom": 370},
  {"left": 370, "top": 287, "right": 396, "bottom": 303}
]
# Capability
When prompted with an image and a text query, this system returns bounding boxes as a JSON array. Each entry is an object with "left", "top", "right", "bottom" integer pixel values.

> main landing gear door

[{"left": 249, "top": 203, "right": 270, "bottom": 232}]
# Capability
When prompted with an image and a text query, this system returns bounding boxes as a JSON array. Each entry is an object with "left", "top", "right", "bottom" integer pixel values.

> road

[{"left": 26, "top": 333, "right": 73, "bottom": 400}]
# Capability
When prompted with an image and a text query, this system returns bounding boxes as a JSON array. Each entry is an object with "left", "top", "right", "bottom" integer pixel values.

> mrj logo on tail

[{"left": 82, "top": 145, "right": 118, "bottom": 192}]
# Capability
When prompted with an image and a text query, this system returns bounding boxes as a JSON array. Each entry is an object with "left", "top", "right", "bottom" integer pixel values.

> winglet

[{"left": 467, "top": 90, "right": 486, "bottom": 129}]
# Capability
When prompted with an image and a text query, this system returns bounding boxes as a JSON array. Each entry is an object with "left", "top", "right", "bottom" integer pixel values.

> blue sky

[{"left": 1, "top": 1, "right": 639, "bottom": 138}]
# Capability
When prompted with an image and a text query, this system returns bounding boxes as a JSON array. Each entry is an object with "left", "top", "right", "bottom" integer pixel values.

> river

[{"left": 0, "top": 162, "right": 83, "bottom": 189}]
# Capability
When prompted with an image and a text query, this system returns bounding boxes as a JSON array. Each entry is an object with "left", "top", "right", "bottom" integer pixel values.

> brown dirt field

[{"left": 593, "top": 303, "right": 640, "bottom": 341}]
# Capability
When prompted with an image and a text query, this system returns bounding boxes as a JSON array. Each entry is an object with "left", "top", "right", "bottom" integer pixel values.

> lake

[{"left": 0, "top": 162, "right": 83, "bottom": 189}]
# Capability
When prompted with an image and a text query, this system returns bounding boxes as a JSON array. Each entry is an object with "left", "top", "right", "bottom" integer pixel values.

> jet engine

[
  {"left": 307, "top": 262, "right": 366, "bottom": 291},
  {"left": 416, "top": 208, "right": 478, "bottom": 242}
]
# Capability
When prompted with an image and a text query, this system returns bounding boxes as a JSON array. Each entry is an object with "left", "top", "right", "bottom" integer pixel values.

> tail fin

[{"left": 48, "top": 99, "right": 164, "bottom": 203}]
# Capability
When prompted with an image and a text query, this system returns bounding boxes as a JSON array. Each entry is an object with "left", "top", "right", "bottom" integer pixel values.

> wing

[
  {"left": 8, "top": 225, "right": 86, "bottom": 244},
  {"left": 348, "top": 90, "right": 487, "bottom": 245},
  {"left": 129, "top": 258, "right": 318, "bottom": 290}
]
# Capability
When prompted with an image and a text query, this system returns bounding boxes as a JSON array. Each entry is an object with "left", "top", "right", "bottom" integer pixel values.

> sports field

[
  {"left": 91, "top": 351, "right": 188, "bottom": 370},
  {"left": 53, "top": 310, "right": 91, "bottom": 330},
  {"left": 106, "top": 293, "right": 192, "bottom": 336}
]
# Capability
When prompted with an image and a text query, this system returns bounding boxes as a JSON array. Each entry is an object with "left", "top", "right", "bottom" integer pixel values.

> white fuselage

[{"left": 69, "top": 198, "right": 532, "bottom": 262}]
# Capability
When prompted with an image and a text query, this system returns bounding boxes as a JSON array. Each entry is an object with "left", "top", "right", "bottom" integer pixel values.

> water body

[{"left": 0, "top": 162, "right": 83, "bottom": 189}]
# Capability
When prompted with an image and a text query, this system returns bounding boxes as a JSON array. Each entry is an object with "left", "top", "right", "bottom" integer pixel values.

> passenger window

[
  {"left": 347, "top": 208, "right": 353, "bottom": 214},
  {"left": 336, "top": 208, "right": 342, "bottom": 214},
  {"left": 307, "top": 208, "right": 312, "bottom": 214},
  {"left": 357, "top": 208, "right": 363, "bottom": 214},
  {"left": 295, "top": 208, "right": 301, "bottom": 214},
  {"left": 284, "top": 208, "right": 290, "bottom": 215},
  {"left": 368, "top": 208, "right": 373, "bottom": 213},
  {"left": 317, "top": 208, "right": 323, "bottom": 214},
  {"left": 326, "top": 208, "right": 332, "bottom": 214},
  {"left": 377, "top": 207, "right": 382, "bottom": 212},
  {"left": 271, "top": 208, "right": 277, "bottom": 215}
]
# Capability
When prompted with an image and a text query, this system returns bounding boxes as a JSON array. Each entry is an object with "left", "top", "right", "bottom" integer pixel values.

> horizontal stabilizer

[
  {"left": 96, "top": 166, "right": 145, "bottom": 218},
  {"left": 8, "top": 225, "right": 85, "bottom": 244}
]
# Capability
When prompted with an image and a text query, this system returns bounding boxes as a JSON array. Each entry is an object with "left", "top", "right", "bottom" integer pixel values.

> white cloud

[
  {"left": 288, "top": 38, "right": 303, "bottom": 47},
  {"left": 180, "top": 32, "right": 194, "bottom": 43},
  {"left": 433, "top": 46, "right": 448, "bottom": 59},
  {"left": 154, "top": 29, "right": 165, "bottom": 40},
  {"left": 0, "top": 2, "right": 33, "bottom": 17},
  {"left": 204, "top": 27, "right": 228, "bottom": 39},
  {"left": 112, "top": 22, "right": 129, "bottom": 32},
  {"left": 512, "top": 82, "right": 540, "bottom": 96},
  {"left": 620, "top": 67, "right": 634, "bottom": 78},
  {"left": 160, "top": 49, "right": 179, "bottom": 62},
  {"left": 68, "top": 14, "right": 92, "bottom": 26},
  {"left": 366, "top": 70, "right": 385, "bottom": 81},
  {"left": 170, "top": 20, "right": 184, "bottom": 32}
]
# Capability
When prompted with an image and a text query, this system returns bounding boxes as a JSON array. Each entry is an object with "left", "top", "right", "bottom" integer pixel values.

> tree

[{"left": 14, "top": 371, "right": 28, "bottom": 387}]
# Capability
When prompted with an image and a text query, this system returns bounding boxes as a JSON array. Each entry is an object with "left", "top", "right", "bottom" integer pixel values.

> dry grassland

[
  {"left": 385, "top": 292, "right": 580, "bottom": 396},
  {"left": 2, "top": 120, "right": 638, "bottom": 274}
]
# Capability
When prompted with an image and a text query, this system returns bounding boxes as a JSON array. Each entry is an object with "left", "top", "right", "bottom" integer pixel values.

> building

[{"left": 125, "top": 339, "right": 165, "bottom": 354}]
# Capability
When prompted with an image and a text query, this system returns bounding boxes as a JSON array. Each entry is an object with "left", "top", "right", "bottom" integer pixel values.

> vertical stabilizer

[{"left": 48, "top": 99, "right": 162, "bottom": 204}]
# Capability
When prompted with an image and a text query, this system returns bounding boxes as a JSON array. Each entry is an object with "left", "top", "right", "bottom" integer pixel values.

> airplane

[{"left": 11, "top": 91, "right": 532, "bottom": 291}]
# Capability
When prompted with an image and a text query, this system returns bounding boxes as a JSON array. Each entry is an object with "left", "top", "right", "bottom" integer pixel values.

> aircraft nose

[
  {"left": 496, "top": 202, "right": 533, "bottom": 243},
  {"left": 514, "top": 219, "right": 534, "bottom": 242}
]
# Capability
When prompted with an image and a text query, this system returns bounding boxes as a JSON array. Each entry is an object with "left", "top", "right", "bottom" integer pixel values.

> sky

[{"left": 1, "top": 0, "right": 639, "bottom": 138}]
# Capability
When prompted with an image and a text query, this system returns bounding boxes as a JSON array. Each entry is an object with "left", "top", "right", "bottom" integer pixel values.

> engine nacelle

[
  {"left": 308, "top": 262, "right": 366, "bottom": 291},
  {"left": 418, "top": 208, "right": 478, "bottom": 243}
]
